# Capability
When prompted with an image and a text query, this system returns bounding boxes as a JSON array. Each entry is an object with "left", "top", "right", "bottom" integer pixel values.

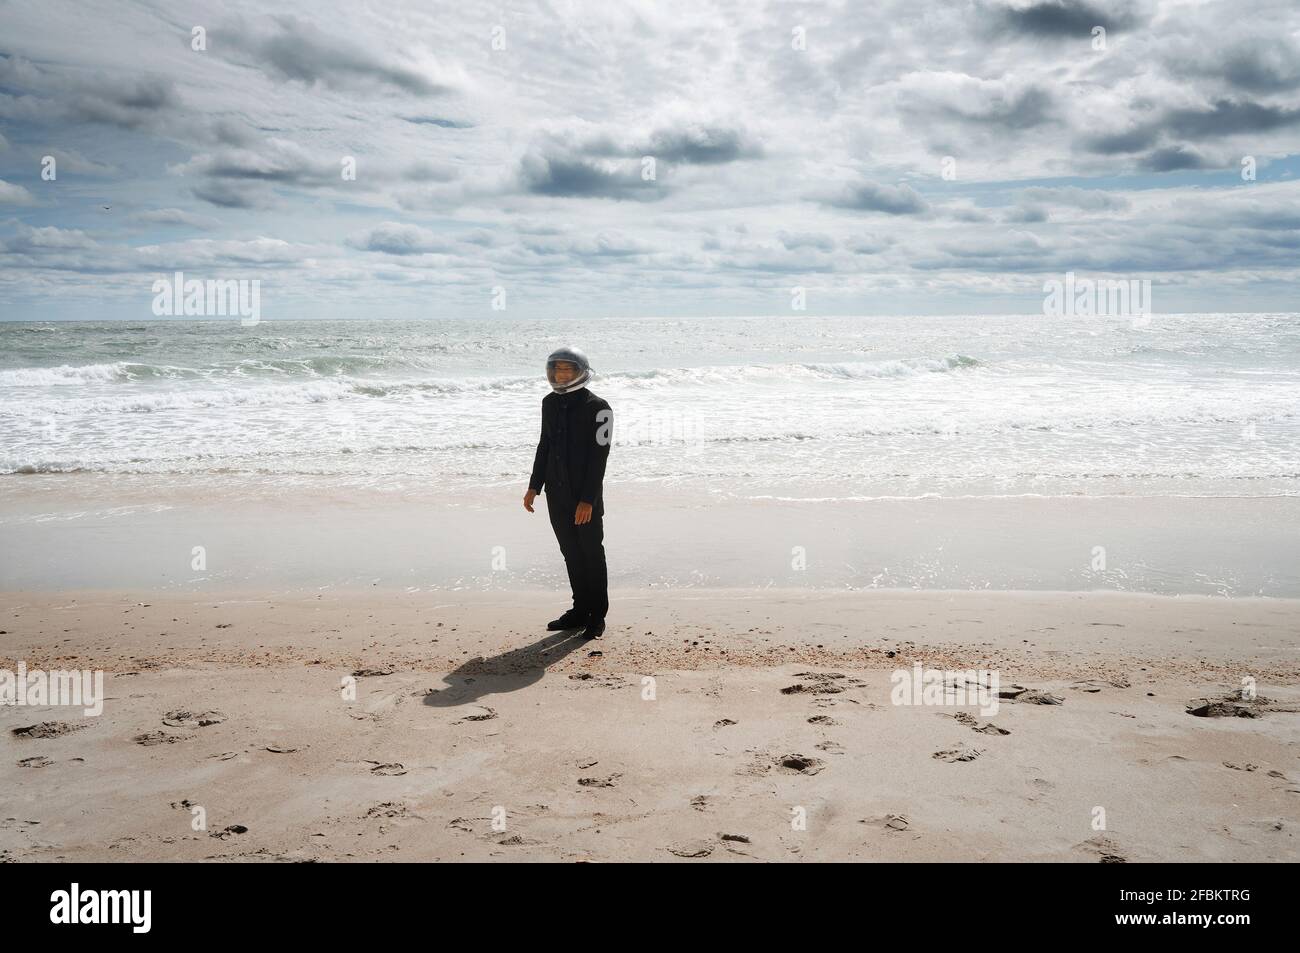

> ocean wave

[
  {"left": 11, "top": 379, "right": 358, "bottom": 414},
  {"left": 0, "top": 362, "right": 204, "bottom": 386},
  {"left": 611, "top": 355, "right": 982, "bottom": 387},
  {"left": 799, "top": 355, "right": 983, "bottom": 378},
  {"left": 0, "top": 353, "right": 983, "bottom": 392}
]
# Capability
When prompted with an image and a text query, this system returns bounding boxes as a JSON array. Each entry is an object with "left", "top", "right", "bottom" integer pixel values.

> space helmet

[{"left": 545, "top": 345, "right": 592, "bottom": 394}]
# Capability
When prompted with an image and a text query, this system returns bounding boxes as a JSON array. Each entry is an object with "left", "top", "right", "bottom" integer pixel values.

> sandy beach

[
  {"left": 3, "top": 587, "right": 1297, "bottom": 862},
  {"left": 4, "top": 0, "right": 1300, "bottom": 895}
]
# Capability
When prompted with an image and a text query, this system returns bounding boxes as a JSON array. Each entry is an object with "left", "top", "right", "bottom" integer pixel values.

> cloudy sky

[{"left": 1, "top": 0, "right": 1299, "bottom": 320}]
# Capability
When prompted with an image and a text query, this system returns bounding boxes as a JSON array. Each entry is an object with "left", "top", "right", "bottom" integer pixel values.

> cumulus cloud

[
  {"left": 987, "top": 0, "right": 1151, "bottom": 37},
  {"left": 133, "top": 236, "right": 309, "bottom": 267},
  {"left": 894, "top": 72, "right": 1056, "bottom": 132},
  {"left": 1160, "top": 32, "right": 1300, "bottom": 93},
  {"left": 1004, "top": 203, "right": 1049, "bottom": 223},
  {"left": 220, "top": 15, "right": 455, "bottom": 95},
  {"left": 823, "top": 182, "right": 930, "bottom": 215},
  {"left": 520, "top": 231, "right": 652, "bottom": 258},
  {"left": 636, "top": 125, "right": 762, "bottom": 165},
  {"left": 191, "top": 179, "right": 273, "bottom": 209},
  {"left": 2, "top": 223, "right": 97, "bottom": 251},
  {"left": 517, "top": 151, "right": 663, "bottom": 201},
  {"left": 346, "top": 222, "right": 450, "bottom": 255},
  {"left": 1083, "top": 98, "right": 1300, "bottom": 158},
  {"left": 1141, "top": 145, "right": 1211, "bottom": 172},
  {"left": 174, "top": 139, "right": 340, "bottom": 185},
  {"left": 0, "top": 179, "right": 37, "bottom": 206},
  {"left": 0, "top": 54, "right": 180, "bottom": 131}
]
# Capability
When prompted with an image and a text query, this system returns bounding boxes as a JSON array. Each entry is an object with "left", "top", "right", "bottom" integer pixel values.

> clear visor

[{"left": 546, "top": 360, "right": 580, "bottom": 385}]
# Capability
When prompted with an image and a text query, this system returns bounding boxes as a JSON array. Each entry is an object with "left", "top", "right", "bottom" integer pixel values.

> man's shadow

[{"left": 421, "top": 626, "right": 597, "bottom": 709}]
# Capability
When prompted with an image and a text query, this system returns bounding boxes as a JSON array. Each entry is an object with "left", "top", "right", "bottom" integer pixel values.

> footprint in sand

[
  {"left": 367, "top": 762, "right": 407, "bottom": 776},
  {"left": 1186, "top": 692, "right": 1283, "bottom": 719},
  {"left": 780, "top": 672, "right": 867, "bottom": 696},
  {"left": 998, "top": 687, "right": 1063, "bottom": 705},
  {"left": 775, "top": 753, "right": 825, "bottom": 775},
  {"left": 932, "top": 745, "right": 983, "bottom": 763},
  {"left": 567, "top": 673, "right": 623, "bottom": 690},
  {"left": 456, "top": 706, "right": 497, "bottom": 723},
  {"left": 351, "top": 666, "right": 395, "bottom": 677},
  {"left": 11, "top": 721, "right": 87, "bottom": 739},
  {"left": 1070, "top": 678, "right": 1131, "bottom": 693},
  {"left": 814, "top": 696, "right": 859, "bottom": 710},
  {"left": 578, "top": 773, "right": 621, "bottom": 788},
  {"left": 714, "top": 718, "right": 737, "bottom": 729},
  {"left": 860, "top": 813, "right": 910, "bottom": 832},
  {"left": 365, "top": 802, "right": 419, "bottom": 820},
  {"left": 1074, "top": 834, "right": 1127, "bottom": 863},
  {"left": 162, "top": 709, "right": 227, "bottom": 728},
  {"left": 209, "top": 825, "right": 248, "bottom": 840},
  {"left": 952, "top": 712, "right": 1010, "bottom": 735},
  {"left": 807, "top": 715, "right": 841, "bottom": 726},
  {"left": 134, "top": 730, "right": 192, "bottom": 746},
  {"left": 666, "top": 840, "right": 714, "bottom": 858},
  {"left": 718, "top": 833, "right": 753, "bottom": 856},
  {"left": 17, "top": 756, "right": 52, "bottom": 768}
]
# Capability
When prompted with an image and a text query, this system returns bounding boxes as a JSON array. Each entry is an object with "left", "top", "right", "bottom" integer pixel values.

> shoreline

[{"left": 4, "top": 486, "right": 1300, "bottom": 596}]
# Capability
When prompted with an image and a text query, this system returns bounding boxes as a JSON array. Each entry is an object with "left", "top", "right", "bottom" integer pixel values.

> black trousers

[{"left": 545, "top": 490, "right": 608, "bottom": 620}]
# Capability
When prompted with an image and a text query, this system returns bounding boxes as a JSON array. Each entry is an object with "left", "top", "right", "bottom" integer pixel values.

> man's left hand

[{"left": 574, "top": 502, "right": 593, "bottom": 525}]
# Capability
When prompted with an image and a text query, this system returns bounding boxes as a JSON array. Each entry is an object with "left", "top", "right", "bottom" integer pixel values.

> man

[{"left": 523, "top": 346, "right": 612, "bottom": 640}]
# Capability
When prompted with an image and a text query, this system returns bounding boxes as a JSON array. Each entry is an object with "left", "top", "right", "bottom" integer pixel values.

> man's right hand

[{"left": 523, "top": 488, "right": 538, "bottom": 513}]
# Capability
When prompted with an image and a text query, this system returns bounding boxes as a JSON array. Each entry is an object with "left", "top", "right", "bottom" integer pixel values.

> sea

[{"left": 2, "top": 313, "right": 1297, "bottom": 500}]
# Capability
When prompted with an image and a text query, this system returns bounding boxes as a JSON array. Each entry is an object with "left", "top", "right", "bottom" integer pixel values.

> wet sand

[{"left": 4, "top": 476, "right": 1300, "bottom": 596}]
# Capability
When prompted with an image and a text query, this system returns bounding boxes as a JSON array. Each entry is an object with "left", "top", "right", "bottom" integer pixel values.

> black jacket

[{"left": 529, "top": 387, "right": 612, "bottom": 512}]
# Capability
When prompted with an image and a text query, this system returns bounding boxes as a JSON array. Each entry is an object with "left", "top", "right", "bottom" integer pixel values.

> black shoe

[
  {"left": 581, "top": 617, "right": 605, "bottom": 640},
  {"left": 547, "top": 609, "right": 587, "bottom": 631}
]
